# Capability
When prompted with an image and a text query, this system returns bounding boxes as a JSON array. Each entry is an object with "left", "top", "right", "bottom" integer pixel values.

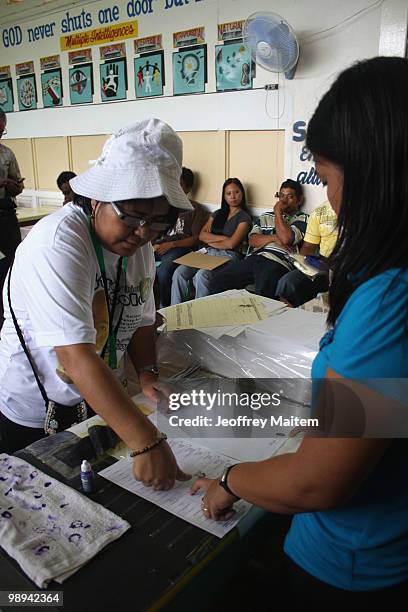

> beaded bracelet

[{"left": 129, "top": 432, "right": 167, "bottom": 457}]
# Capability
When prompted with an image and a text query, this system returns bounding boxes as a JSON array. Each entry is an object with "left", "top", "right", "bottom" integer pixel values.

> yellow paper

[
  {"left": 60, "top": 21, "right": 138, "bottom": 51},
  {"left": 164, "top": 296, "right": 267, "bottom": 331}
]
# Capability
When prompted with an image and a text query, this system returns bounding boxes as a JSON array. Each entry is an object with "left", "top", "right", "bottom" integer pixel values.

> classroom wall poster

[
  {"left": 69, "top": 63, "right": 94, "bottom": 104},
  {"left": 41, "top": 68, "right": 63, "bottom": 107},
  {"left": 17, "top": 74, "right": 37, "bottom": 110},
  {"left": 134, "top": 50, "right": 164, "bottom": 98},
  {"left": 215, "top": 42, "right": 253, "bottom": 92},
  {"left": 100, "top": 58, "right": 127, "bottom": 102},
  {"left": 173, "top": 45, "right": 207, "bottom": 96},
  {"left": 0, "top": 78, "right": 14, "bottom": 113}
]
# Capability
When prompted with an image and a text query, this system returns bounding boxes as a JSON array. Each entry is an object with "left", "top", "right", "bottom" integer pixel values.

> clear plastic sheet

[{"left": 157, "top": 306, "right": 327, "bottom": 380}]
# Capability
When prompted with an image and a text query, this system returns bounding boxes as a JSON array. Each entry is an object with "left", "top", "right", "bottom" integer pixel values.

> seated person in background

[
  {"left": 208, "top": 179, "right": 308, "bottom": 299},
  {"left": 276, "top": 200, "right": 338, "bottom": 306},
  {"left": 171, "top": 177, "right": 252, "bottom": 304},
  {"left": 57, "top": 171, "right": 76, "bottom": 205},
  {"left": 154, "top": 167, "right": 208, "bottom": 307}
]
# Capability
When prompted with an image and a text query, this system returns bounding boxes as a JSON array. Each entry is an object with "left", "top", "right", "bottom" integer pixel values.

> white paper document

[
  {"left": 159, "top": 289, "right": 284, "bottom": 338},
  {"left": 99, "top": 439, "right": 252, "bottom": 538}
]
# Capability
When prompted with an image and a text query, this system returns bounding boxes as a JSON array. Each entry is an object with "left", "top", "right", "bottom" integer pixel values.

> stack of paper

[{"left": 159, "top": 290, "right": 284, "bottom": 336}]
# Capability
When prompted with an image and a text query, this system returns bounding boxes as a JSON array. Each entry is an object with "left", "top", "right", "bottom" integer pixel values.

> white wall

[{"left": 1, "top": 0, "right": 407, "bottom": 210}]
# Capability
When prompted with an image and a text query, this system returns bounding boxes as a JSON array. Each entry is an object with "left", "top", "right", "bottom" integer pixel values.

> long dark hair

[
  {"left": 211, "top": 178, "right": 249, "bottom": 234},
  {"left": 307, "top": 56, "right": 408, "bottom": 326}
]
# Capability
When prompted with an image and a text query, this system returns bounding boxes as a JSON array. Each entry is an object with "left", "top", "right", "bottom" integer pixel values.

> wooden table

[{"left": 16, "top": 206, "right": 61, "bottom": 227}]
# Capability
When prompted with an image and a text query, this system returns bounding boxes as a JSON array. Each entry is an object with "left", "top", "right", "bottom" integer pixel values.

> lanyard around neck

[{"left": 89, "top": 217, "right": 128, "bottom": 369}]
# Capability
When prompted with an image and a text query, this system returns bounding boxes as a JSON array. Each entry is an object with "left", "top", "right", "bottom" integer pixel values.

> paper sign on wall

[
  {"left": 218, "top": 21, "right": 245, "bottom": 42},
  {"left": 100, "top": 43, "right": 126, "bottom": 60},
  {"left": 134, "top": 34, "right": 162, "bottom": 54},
  {"left": 60, "top": 21, "right": 138, "bottom": 51},
  {"left": 16, "top": 61, "right": 34, "bottom": 76},
  {"left": 173, "top": 27, "right": 205, "bottom": 48},
  {"left": 40, "top": 55, "right": 60, "bottom": 71},
  {"left": 68, "top": 49, "right": 92, "bottom": 65}
]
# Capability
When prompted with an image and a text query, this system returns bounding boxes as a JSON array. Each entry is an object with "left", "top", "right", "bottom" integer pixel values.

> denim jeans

[
  {"left": 208, "top": 254, "right": 290, "bottom": 299},
  {"left": 276, "top": 269, "right": 329, "bottom": 307},
  {"left": 170, "top": 248, "right": 241, "bottom": 304},
  {"left": 155, "top": 246, "right": 191, "bottom": 307}
]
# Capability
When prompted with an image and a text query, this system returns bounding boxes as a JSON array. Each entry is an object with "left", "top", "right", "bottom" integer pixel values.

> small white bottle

[{"left": 80, "top": 459, "right": 94, "bottom": 493}]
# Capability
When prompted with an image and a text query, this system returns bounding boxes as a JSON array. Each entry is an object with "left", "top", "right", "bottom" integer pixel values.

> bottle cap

[{"left": 81, "top": 459, "right": 92, "bottom": 471}]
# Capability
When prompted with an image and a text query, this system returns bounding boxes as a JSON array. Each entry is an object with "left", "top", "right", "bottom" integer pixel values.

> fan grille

[{"left": 244, "top": 12, "right": 299, "bottom": 73}]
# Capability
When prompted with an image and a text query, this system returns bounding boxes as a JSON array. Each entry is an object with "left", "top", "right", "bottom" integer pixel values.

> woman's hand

[
  {"left": 190, "top": 476, "right": 238, "bottom": 521},
  {"left": 132, "top": 440, "right": 191, "bottom": 489},
  {"left": 139, "top": 371, "right": 168, "bottom": 404}
]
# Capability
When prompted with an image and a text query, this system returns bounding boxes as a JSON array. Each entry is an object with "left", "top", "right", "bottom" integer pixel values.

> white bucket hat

[{"left": 70, "top": 118, "right": 193, "bottom": 210}]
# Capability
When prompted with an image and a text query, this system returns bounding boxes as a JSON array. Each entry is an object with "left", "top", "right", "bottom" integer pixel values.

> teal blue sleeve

[{"left": 324, "top": 270, "right": 408, "bottom": 379}]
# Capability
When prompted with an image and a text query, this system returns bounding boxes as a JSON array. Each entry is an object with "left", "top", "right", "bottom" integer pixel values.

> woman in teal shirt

[{"left": 191, "top": 56, "right": 408, "bottom": 602}]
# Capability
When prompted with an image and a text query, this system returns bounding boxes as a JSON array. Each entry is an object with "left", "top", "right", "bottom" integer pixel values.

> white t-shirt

[{"left": 0, "top": 203, "right": 156, "bottom": 428}]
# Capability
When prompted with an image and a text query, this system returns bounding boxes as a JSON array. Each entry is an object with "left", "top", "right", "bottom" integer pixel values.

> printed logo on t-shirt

[
  {"left": 138, "top": 277, "right": 152, "bottom": 302},
  {"left": 167, "top": 216, "right": 185, "bottom": 237}
]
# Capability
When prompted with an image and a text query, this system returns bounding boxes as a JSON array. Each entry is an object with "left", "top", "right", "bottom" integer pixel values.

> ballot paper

[
  {"left": 161, "top": 295, "right": 267, "bottom": 331},
  {"left": 99, "top": 439, "right": 252, "bottom": 538},
  {"left": 159, "top": 290, "right": 285, "bottom": 337}
]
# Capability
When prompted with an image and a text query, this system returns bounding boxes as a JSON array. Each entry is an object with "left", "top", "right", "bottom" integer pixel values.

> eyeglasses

[
  {"left": 275, "top": 191, "right": 297, "bottom": 200},
  {"left": 111, "top": 201, "right": 172, "bottom": 231},
  {"left": 0, "top": 129, "right": 7, "bottom": 136}
]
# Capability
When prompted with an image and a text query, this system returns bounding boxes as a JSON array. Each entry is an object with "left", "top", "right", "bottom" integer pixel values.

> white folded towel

[{"left": 0, "top": 453, "right": 130, "bottom": 588}]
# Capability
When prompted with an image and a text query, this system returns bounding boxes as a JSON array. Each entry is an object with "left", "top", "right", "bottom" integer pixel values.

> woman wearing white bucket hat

[{"left": 0, "top": 118, "right": 192, "bottom": 489}]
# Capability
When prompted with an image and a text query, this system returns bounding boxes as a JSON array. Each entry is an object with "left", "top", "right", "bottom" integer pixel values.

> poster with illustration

[
  {"left": 134, "top": 51, "right": 164, "bottom": 98},
  {"left": 69, "top": 63, "right": 94, "bottom": 105},
  {"left": 0, "top": 78, "right": 14, "bottom": 113},
  {"left": 100, "top": 58, "right": 127, "bottom": 102},
  {"left": 173, "top": 45, "right": 207, "bottom": 96},
  {"left": 215, "top": 42, "right": 253, "bottom": 91},
  {"left": 41, "top": 68, "right": 63, "bottom": 107},
  {"left": 17, "top": 75, "right": 37, "bottom": 111}
]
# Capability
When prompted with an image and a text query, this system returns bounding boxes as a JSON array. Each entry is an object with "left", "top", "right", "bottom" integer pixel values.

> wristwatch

[
  {"left": 219, "top": 464, "right": 240, "bottom": 499},
  {"left": 137, "top": 364, "right": 159, "bottom": 376}
]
